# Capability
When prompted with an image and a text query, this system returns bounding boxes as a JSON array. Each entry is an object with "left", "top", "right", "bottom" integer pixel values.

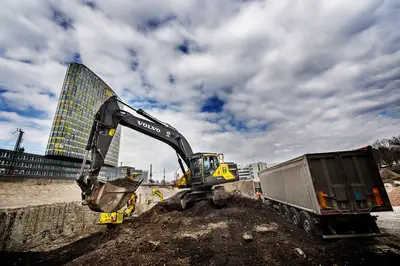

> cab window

[
  {"left": 203, "top": 156, "right": 219, "bottom": 175},
  {"left": 191, "top": 158, "right": 202, "bottom": 175}
]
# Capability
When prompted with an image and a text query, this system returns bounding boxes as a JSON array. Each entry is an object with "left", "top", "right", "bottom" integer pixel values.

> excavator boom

[{"left": 77, "top": 96, "right": 194, "bottom": 212}]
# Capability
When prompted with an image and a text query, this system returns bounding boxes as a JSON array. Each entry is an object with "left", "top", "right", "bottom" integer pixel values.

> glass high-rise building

[{"left": 45, "top": 63, "right": 121, "bottom": 167}]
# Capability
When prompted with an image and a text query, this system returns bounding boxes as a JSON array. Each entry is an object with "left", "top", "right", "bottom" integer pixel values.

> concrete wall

[
  {"left": 0, "top": 183, "right": 178, "bottom": 252},
  {"left": 0, "top": 179, "right": 81, "bottom": 209},
  {"left": 0, "top": 202, "right": 100, "bottom": 252}
]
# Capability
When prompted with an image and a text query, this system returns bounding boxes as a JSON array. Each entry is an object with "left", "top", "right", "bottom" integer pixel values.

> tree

[
  {"left": 371, "top": 134, "right": 400, "bottom": 169},
  {"left": 389, "top": 134, "right": 400, "bottom": 167},
  {"left": 389, "top": 135, "right": 400, "bottom": 146}
]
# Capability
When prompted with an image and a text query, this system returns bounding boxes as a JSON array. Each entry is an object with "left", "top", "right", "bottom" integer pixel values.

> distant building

[
  {"left": 115, "top": 166, "right": 149, "bottom": 183},
  {"left": 249, "top": 162, "right": 267, "bottom": 181},
  {"left": 0, "top": 148, "right": 117, "bottom": 180},
  {"left": 45, "top": 62, "right": 121, "bottom": 167},
  {"left": 237, "top": 164, "right": 251, "bottom": 180},
  {"left": 237, "top": 162, "right": 268, "bottom": 181}
]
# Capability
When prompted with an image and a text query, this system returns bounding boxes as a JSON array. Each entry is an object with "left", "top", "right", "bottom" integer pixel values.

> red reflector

[{"left": 372, "top": 188, "right": 383, "bottom": 206}]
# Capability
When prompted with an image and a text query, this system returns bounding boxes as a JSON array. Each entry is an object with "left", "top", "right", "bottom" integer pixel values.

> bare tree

[{"left": 371, "top": 134, "right": 400, "bottom": 169}]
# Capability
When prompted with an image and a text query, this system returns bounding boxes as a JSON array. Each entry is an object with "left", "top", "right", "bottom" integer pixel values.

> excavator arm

[{"left": 77, "top": 95, "right": 193, "bottom": 212}]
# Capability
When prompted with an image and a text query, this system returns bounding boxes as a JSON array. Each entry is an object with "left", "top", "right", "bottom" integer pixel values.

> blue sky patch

[
  {"left": 81, "top": 0, "right": 97, "bottom": 9},
  {"left": 228, "top": 119, "right": 248, "bottom": 132},
  {"left": 137, "top": 15, "right": 177, "bottom": 33},
  {"left": 176, "top": 40, "right": 190, "bottom": 54},
  {"left": 45, "top": 92, "right": 57, "bottom": 98},
  {"left": 380, "top": 110, "right": 397, "bottom": 119},
  {"left": 250, "top": 123, "right": 270, "bottom": 132},
  {"left": 200, "top": 95, "right": 225, "bottom": 113},
  {"left": 129, "top": 98, "right": 168, "bottom": 110},
  {"left": 176, "top": 39, "right": 202, "bottom": 55},
  {"left": 72, "top": 53, "right": 82, "bottom": 64},
  {"left": 0, "top": 104, "right": 47, "bottom": 119},
  {"left": 51, "top": 6, "right": 73, "bottom": 31}
]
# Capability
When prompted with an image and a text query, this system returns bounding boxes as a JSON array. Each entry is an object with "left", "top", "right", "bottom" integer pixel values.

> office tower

[{"left": 45, "top": 63, "right": 121, "bottom": 167}]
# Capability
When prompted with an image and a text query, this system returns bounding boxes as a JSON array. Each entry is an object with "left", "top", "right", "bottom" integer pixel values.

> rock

[
  {"left": 294, "top": 248, "right": 306, "bottom": 259},
  {"left": 148, "top": 240, "right": 160, "bottom": 252},
  {"left": 242, "top": 231, "right": 253, "bottom": 241}
]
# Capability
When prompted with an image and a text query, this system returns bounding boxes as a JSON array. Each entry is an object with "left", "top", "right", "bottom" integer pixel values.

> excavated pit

[{"left": 2, "top": 192, "right": 400, "bottom": 266}]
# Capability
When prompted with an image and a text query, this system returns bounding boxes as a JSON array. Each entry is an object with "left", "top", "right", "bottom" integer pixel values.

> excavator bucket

[{"left": 87, "top": 178, "right": 143, "bottom": 213}]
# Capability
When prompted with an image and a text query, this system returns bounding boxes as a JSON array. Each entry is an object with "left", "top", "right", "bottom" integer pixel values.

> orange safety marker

[
  {"left": 318, "top": 191, "right": 328, "bottom": 209},
  {"left": 372, "top": 188, "right": 383, "bottom": 206}
]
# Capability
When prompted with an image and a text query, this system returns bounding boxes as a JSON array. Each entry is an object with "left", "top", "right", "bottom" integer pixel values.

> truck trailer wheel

[
  {"left": 282, "top": 205, "right": 290, "bottom": 221},
  {"left": 300, "top": 211, "right": 315, "bottom": 235},
  {"left": 289, "top": 208, "right": 301, "bottom": 228}
]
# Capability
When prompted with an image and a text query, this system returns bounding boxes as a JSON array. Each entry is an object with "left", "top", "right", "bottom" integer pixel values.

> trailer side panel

[{"left": 260, "top": 156, "right": 320, "bottom": 214}]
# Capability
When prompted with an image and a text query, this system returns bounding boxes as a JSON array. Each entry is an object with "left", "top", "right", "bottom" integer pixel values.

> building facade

[
  {"left": 45, "top": 63, "right": 121, "bottom": 167},
  {"left": 237, "top": 164, "right": 252, "bottom": 180},
  {"left": 249, "top": 162, "right": 267, "bottom": 181},
  {"left": 237, "top": 162, "right": 268, "bottom": 180},
  {"left": 0, "top": 148, "right": 117, "bottom": 180}
]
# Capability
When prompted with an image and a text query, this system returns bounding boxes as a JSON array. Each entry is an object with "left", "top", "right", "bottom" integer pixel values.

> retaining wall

[
  {"left": 0, "top": 202, "right": 100, "bottom": 252},
  {"left": 0, "top": 184, "right": 178, "bottom": 252}
]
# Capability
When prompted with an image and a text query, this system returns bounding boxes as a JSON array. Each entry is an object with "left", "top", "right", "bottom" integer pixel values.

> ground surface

[
  {"left": 2, "top": 193, "right": 400, "bottom": 266},
  {"left": 376, "top": 206, "right": 400, "bottom": 238}
]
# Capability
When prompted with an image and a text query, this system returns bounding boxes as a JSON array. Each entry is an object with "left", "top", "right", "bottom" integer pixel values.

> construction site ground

[{"left": 2, "top": 192, "right": 400, "bottom": 266}]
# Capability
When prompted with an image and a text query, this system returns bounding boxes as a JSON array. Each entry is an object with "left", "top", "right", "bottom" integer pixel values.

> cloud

[{"left": 0, "top": 0, "right": 399, "bottom": 181}]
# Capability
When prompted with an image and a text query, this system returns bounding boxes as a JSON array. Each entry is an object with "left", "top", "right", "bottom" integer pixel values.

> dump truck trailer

[{"left": 259, "top": 146, "right": 393, "bottom": 239}]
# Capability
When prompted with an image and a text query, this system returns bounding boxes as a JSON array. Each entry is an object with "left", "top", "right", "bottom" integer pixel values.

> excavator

[{"left": 76, "top": 95, "right": 239, "bottom": 213}]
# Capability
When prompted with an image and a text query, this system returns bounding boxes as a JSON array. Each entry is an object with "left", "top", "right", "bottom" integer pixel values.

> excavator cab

[{"left": 178, "top": 153, "right": 239, "bottom": 188}]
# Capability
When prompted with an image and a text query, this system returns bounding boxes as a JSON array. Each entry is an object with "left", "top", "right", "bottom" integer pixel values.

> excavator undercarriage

[{"left": 76, "top": 95, "right": 239, "bottom": 213}]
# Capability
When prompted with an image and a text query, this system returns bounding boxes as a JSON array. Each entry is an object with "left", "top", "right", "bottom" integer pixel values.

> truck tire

[
  {"left": 289, "top": 208, "right": 301, "bottom": 228},
  {"left": 300, "top": 211, "right": 316, "bottom": 235},
  {"left": 277, "top": 203, "right": 284, "bottom": 215},
  {"left": 282, "top": 205, "right": 290, "bottom": 221}
]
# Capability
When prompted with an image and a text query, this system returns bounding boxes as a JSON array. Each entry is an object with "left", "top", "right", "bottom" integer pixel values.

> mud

[{"left": 2, "top": 194, "right": 400, "bottom": 266}]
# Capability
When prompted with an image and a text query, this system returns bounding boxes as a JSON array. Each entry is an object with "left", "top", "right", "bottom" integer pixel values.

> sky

[{"left": 0, "top": 0, "right": 399, "bottom": 181}]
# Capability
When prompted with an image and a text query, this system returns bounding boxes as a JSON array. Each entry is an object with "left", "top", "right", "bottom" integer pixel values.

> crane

[{"left": 76, "top": 95, "right": 239, "bottom": 213}]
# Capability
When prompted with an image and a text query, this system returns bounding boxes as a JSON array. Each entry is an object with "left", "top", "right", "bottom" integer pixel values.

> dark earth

[{"left": 1, "top": 192, "right": 400, "bottom": 266}]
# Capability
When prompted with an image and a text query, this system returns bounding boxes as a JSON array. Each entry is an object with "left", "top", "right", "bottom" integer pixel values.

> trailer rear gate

[{"left": 308, "top": 150, "right": 392, "bottom": 214}]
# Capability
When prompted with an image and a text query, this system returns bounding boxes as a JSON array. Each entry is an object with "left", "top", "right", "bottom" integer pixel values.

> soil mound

[{"left": 2, "top": 194, "right": 400, "bottom": 266}]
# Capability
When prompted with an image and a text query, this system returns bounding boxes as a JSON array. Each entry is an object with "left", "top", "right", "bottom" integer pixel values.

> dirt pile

[
  {"left": 388, "top": 186, "right": 400, "bottom": 206},
  {"left": 2, "top": 194, "right": 400, "bottom": 266}
]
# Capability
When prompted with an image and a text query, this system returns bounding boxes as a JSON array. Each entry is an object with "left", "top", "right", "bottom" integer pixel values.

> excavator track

[{"left": 211, "top": 185, "right": 229, "bottom": 208}]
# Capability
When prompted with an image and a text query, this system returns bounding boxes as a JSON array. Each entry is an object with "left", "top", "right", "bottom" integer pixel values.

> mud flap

[{"left": 87, "top": 178, "right": 143, "bottom": 213}]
